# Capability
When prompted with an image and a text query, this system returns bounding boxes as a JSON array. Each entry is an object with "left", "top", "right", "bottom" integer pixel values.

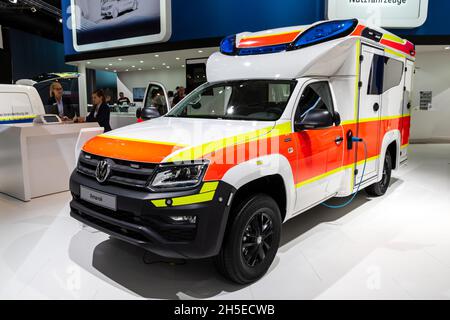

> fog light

[{"left": 169, "top": 216, "right": 197, "bottom": 224}]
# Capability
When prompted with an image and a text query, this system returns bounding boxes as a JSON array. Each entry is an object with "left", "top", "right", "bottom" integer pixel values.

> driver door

[{"left": 292, "top": 81, "right": 345, "bottom": 213}]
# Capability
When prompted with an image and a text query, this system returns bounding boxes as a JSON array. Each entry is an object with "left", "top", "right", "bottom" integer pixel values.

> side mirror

[
  {"left": 295, "top": 109, "right": 335, "bottom": 131},
  {"left": 333, "top": 111, "right": 341, "bottom": 126}
]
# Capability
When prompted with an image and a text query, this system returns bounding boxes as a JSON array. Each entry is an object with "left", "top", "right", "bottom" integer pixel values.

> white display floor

[{"left": 1, "top": 144, "right": 450, "bottom": 300}]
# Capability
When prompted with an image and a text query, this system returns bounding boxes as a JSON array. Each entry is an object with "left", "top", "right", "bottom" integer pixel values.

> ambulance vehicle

[{"left": 69, "top": 19, "right": 414, "bottom": 284}]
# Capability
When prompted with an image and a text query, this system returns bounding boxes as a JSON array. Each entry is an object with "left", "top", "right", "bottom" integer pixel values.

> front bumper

[{"left": 69, "top": 171, "right": 235, "bottom": 259}]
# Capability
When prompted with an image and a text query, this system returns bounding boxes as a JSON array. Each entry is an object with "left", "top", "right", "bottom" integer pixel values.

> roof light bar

[
  {"left": 220, "top": 35, "right": 237, "bottom": 55},
  {"left": 238, "top": 44, "right": 288, "bottom": 56},
  {"left": 288, "top": 19, "right": 358, "bottom": 50}
]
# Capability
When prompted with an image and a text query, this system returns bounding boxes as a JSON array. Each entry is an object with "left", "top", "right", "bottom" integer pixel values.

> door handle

[
  {"left": 335, "top": 136, "right": 344, "bottom": 145},
  {"left": 373, "top": 103, "right": 380, "bottom": 112}
]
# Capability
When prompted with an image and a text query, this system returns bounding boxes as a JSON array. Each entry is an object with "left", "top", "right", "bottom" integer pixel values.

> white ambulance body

[{"left": 70, "top": 19, "right": 415, "bottom": 284}]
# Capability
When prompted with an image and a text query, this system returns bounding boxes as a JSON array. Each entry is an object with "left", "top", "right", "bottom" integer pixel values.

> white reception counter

[{"left": 0, "top": 122, "right": 99, "bottom": 201}]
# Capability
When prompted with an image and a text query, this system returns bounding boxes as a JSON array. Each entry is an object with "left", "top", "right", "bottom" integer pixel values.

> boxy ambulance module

[{"left": 70, "top": 19, "right": 415, "bottom": 284}]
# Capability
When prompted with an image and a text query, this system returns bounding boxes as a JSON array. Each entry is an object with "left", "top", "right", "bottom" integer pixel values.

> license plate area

[{"left": 80, "top": 186, "right": 117, "bottom": 211}]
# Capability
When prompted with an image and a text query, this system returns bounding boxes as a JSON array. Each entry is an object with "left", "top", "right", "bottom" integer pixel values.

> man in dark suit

[{"left": 47, "top": 82, "right": 76, "bottom": 120}]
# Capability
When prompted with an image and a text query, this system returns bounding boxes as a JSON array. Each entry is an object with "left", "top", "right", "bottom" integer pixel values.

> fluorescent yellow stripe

[
  {"left": 151, "top": 191, "right": 216, "bottom": 208},
  {"left": 166, "top": 122, "right": 292, "bottom": 162},
  {"left": 98, "top": 134, "right": 186, "bottom": 147},
  {"left": 385, "top": 48, "right": 406, "bottom": 59},
  {"left": 351, "top": 40, "right": 361, "bottom": 190},
  {"left": 382, "top": 33, "right": 405, "bottom": 44},
  {"left": 0, "top": 115, "right": 36, "bottom": 121},
  {"left": 296, "top": 155, "right": 379, "bottom": 189},
  {"left": 171, "top": 191, "right": 215, "bottom": 206},
  {"left": 200, "top": 181, "right": 219, "bottom": 193},
  {"left": 151, "top": 181, "right": 219, "bottom": 207},
  {"left": 401, "top": 144, "right": 409, "bottom": 149},
  {"left": 341, "top": 114, "right": 410, "bottom": 126},
  {"left": 151, "top": 199, "right": 167, "bottom": 208}
]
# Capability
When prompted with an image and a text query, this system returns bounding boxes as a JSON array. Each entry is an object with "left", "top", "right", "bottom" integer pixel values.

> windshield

[{"left": 166, "top": 80, "right": 297, "bottom": 121}]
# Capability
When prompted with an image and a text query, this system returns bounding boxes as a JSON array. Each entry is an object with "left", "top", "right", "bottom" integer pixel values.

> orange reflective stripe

[
  {"left": 238, "top": 30, "right": 302, "bottom": 48},
  {"left": 82, "top": 135, "right": 184, "bottom": 163}
]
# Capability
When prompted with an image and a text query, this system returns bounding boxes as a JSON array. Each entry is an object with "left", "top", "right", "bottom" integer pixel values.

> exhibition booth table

[{"left": 0, "top": 122, "right": 99, "bottom": 202}]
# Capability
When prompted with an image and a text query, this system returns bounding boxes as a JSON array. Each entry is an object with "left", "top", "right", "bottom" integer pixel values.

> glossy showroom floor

[{"left": 1, "top": 144, "right": 450, "bottom": 300}]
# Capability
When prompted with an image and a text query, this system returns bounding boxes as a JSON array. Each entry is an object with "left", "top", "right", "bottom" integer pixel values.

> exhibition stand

[{"left": 0, "top": 122, "right": 99, "bottom": 201}]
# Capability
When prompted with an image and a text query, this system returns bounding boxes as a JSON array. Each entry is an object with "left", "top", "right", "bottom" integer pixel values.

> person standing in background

[
  {"left": 117, "top": 92, "right": 131, "bottom": 105},
  {"left": 173, "top": 86, "right": 186, "bottom": 105},
  {"left": 168, "top": 91, "right": 174, "bottom": 107},
  {"left": 48, "top": 82, "right": 75, "bottom": 120}
]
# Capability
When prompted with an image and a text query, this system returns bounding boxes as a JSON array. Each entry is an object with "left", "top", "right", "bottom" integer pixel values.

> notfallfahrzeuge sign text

[{"left": 327, "top": 0, "right": 429, "bottom": 28}]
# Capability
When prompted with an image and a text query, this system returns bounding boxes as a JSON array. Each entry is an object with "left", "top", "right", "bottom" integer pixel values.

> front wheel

[
  {"left": 214, "top": 194, "right": 281, "bottom": 284},
  {"left": 366, "top": 150, "right": 392, "bottom": 197}
]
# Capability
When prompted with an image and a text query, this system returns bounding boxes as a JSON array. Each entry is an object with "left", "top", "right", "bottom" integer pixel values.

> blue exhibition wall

[
  {"left": 10, "top": 28, "right": 76, "bottom": 81},
  {"left": 62, "top": 0, "right": 450, "bottom": 57}
]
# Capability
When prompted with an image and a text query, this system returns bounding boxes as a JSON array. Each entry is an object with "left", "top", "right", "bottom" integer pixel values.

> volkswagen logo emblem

[{"left": 96, "top": 159, "right": 111, "bottom": 183}]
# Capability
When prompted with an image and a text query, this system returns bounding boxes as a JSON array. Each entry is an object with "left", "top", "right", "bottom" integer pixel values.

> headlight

[{"left": 149, "top": 163, "right": 208, "bottom": 191}]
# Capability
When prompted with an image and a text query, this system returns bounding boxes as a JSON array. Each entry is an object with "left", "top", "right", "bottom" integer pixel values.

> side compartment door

[
  {"left": 355, "top": 45, "right": 384, "bottom": 184},
  {"left": 293, "top": 81, "right": 344, "bottom": 212}
]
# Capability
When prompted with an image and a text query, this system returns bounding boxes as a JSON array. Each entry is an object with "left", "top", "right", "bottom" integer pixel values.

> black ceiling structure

[{"left": 0, "top": 0, "right": 63, "bottom": 42}]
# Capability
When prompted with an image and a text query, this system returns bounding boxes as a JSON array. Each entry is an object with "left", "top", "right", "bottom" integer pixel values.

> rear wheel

[
  {"left": 366, "top": 150, "right": 392, "bottom": 197},
  {"left": 214, "top": 194, "right": 281, "bottom": 284}
]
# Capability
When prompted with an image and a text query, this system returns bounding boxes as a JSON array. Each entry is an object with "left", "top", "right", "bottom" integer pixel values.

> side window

[
  {"left": 295, "top": 81, "right": 334, "bottom": 120},
  {"left": 367, "top": 54, "right": 384, "bottom": 95},
  {"left": 367, "top": 54, "right": 404, "bottom": 95},
  {"left": 383, "top": 57, "right": 404, "bottom": 92}
]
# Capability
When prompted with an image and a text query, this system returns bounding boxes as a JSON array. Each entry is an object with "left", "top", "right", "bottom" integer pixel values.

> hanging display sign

[
  {"left": 327, "top": 0, "right": 429, "bottom": 28},
  {"left": 68, "top": 0, "right": 171, "bottom": 52}
]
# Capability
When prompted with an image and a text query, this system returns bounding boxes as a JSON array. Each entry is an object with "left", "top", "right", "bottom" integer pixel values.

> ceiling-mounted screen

[{"left": 70, "top": 0, "right": 171, "bottom": 52}]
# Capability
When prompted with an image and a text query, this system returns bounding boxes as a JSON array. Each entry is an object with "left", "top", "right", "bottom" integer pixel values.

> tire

[
  {"left": 366, "top": 150, "right": 392, "bottom": 197},
  {"left": 214, "top": 194, "right": 281, "bottom": 284}
]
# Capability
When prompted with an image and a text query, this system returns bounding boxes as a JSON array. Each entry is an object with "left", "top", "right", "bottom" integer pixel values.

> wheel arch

[{"left": 378, "top": 129, "right": 401, "bottom": 180}]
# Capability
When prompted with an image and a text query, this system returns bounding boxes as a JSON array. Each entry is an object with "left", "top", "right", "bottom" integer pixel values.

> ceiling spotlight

[
  {"left": 176, "top": 57, "right": 180, "bottom": 60},
  {"left": 181, "top": 65, "right": 185, "bottom": 68},
  {"left": 166, "top": 66, "right": 170, "bottom": 69},
  {"left": 445, "top": 46, "right": 450, "bottom": 50},
  {"left": 154, "top": 54, "right": 159, "bottom": 57},
  {"left": 118, "top": 58, "right": 123, "bottom": 61},
  {"left": 152, "top": 67, "right": 156, "bottom": 70},
  {"left": 113, "top": 70, "right": 117, "bottom": 73},
  {"left": 30, "top": 7, "right": 37, "bottom": 13},
  {"left": 198, "top": 50, "right": 203, "bottom": 53},
  {"left": 8, "top": 0, "right": 18, "bottom": 3},
  {"left": 105, "top": 67, "right": 109, "bottom": 70},
  {"left": 87, "top": 61, "right": 91, "bottom": 64},
  {"left": 162, "top": 62, "right": 166, "bottom": 66},
  {"left": 58, "top": 18, "right": 63, "bottom": 23},
  {"left": 140, "top": 60, "right": 144, "bottom": 63},
  {"left": 138, "top": 68, "right": 142, "bottom": 71},
  {"left": 125, "top": 69, "right": 129, "bottom": 72},
  {"left": 132, "top": 65, "right": 136, "bottom": 68},
  {"left": 108, "top": 63, "right": 113, "bottom": 66}
]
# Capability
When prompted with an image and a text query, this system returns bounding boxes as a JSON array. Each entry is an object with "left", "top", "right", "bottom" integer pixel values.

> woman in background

[{"left": 86, "top": 89, "right": 112, "bottom": 132}]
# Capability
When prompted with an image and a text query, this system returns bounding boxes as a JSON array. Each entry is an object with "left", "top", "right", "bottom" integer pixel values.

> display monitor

[
  {"left": 133, "top": 87, "right": 146, "bottom": 102},
  {"left": 70, "top": 0, "right": 171, "bottom": 52}
]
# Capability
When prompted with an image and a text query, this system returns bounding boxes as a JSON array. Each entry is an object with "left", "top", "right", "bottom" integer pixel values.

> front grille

[{"left": 77, "top": 152, "right": 157, "bottom": 189}]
